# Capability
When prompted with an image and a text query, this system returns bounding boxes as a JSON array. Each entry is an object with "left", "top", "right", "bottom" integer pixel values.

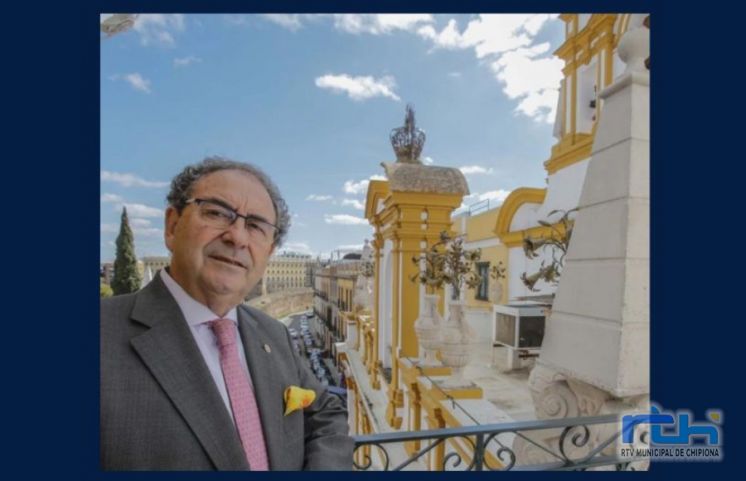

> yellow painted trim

[
  {"left": 494, "top": 188, "right": 547, "bottom": 238},
  {"left": 555, "top": 14, "right": 617, "bottom": 63},
  {"left": 365, "top": 179, "right": 389, "bottom": 221},
  {"left": 389, "top": 191, "right": 464, "bottom": 208},
  {"left": 595, "top": 50, "right": 602, "bottom": 119},
  {"left": 570, "top": 72, "right": 577, "bottom": 137},
  {"left": 605, "top": 40, "right": 614, "bottom": 87},
  {"left": 544, "top": 133, "right": 594, "bottom": 175}
]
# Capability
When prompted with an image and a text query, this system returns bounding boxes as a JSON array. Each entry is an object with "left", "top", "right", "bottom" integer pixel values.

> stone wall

[{"left": 246, "top": 288, "right": 313, "bottom": 319}]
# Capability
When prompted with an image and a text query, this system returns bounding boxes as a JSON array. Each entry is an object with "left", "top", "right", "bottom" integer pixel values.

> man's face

[{"left": 165, "top": 169, "right": 276, "bottom": 311}]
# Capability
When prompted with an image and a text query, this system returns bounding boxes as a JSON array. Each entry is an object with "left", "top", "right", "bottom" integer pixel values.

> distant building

[
  {"left": 141, "top": 256, "right": 170, "bottom": 284},
  {"left": 100, "top": 262, "right": 114, "bottom": 285},
  {"left": 262, "top": 251, "right": 318, "bottom": 295},
  {"left": 312, "top": 252, "right": 364, "bottom": 352}
]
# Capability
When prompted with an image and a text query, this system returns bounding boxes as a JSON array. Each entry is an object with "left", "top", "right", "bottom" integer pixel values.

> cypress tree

[{"left": 111, "top": 207, "right": 141, "bottom": 295}]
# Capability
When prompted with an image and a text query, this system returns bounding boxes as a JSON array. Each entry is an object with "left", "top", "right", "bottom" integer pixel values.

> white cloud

[
  {"left": 315, "top": 74, "right": 400, "bottom": 102},
  {"left": 490, "top": 43, "right": 564, "bottom": 123},
  {"left": 343, "top": 175, "right": 386, "bottom": 195},
  {"left": 101, "top": 193, "right": 123, "bottom": 203},
  {"left": 332, "top": 14, "right": 433, "bottom": 35},
  {"left": 101, "top": 171, "right": 169, "bottom": 188},
  {"left": 456, "top": 189, "right": 512, "bottom": 214},
  {"left": 418, "top": 14, "right": 562, "bottom": 124},
  {"left": 448, "top": 72, "right": 462, "bottom": 78},
  {"left": 116, "top": 72, "right": 151, "bottom": 93},
  {"left": 343, "top": 180, "right": 368, "bottom": 195},
  {"left": 120, "top": 203, "right": 163, "bottom": 218},
  {"left": 342, "top": 199, "right": 365, "bottom": 210},
  {"left": 306, "top": 194, "right": 333, "bottom": 201},
  {"left": 259, "top": 14, "right": 433, "bottom": 35},
  {"left": 423, "top": 156, "right": 435, "bottom": 165},
  {"left": 478, "top": 189, "right": 511, "bottom": 202},
  {"left": 129, "top": 218, "right": 152, "bottom": 228},
  {"left": 459, "top": 165, "right": 495, "bottom": 175},
  {"left": 466, "top": 189, "right": 511, "bottom": 204},
  {"left": 102, "top": 221, "right": 162, "bottom": 240},
  {"left": 324, "top": 214, "right": 368, "bottom": 226},
  {"left": 417, "top": 18, "right": 468, "bottom": 49},
  {"left": 132, "top": 226, "right": 163, "bottom": 238},
  {"left": 282, "top": 241, "right": 314, "bottom": 255},
  {"left": 290, "top": 212, "right": 307, "bottom": 227},
  {"left": 258, "top": 13, "right": 561, "bottom": 122},
  {"left": 173, "top": 55, "right": 202, "bottom": 67},
  {"left": 133, "top": 14, "right": 185, "bottom": 47},
  {"left": 261, "top": 14, "right": 317, "bottom": 31}
]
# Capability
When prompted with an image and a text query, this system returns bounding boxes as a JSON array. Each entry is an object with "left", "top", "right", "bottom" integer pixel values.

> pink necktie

[{"left": 209, "top": 318, "right": 269, "bottom": 471}]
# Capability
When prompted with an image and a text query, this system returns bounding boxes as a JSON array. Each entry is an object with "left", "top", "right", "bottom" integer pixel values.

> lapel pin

[{"left": 263, "top": 343, "right": 272, "bottom": 353}]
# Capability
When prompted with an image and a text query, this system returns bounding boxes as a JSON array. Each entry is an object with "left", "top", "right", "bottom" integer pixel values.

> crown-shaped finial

[{"left": 390, "top": 104, "right": 425, "bottom": 163}]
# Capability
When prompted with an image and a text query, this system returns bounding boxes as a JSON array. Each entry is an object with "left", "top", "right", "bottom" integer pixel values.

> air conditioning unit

[{"left": 492, "top": 303, "right": 549, "bottom": 351}]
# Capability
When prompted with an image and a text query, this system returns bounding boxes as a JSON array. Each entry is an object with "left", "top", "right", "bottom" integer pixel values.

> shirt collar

[{"left": 159, "top": 268, "right": 238, "bottom": 326}]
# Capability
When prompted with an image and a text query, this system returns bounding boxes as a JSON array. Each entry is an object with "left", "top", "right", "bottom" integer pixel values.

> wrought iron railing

[{"left": 352, "top": 414, "right": 646, "bottom": 471}]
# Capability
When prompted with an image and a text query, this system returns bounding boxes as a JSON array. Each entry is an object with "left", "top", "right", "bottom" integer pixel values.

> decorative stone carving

[
  {"left": 528, "top": 364, "right": 581, "bottom": 420},
  {"left": 513, "top": 364, "right": 612, "bottom": 467},
  {"left": 413, "top": 294, "right": 443, "bottom": 366},
  {"left": 353, "top": 240, "right": 374, "bottom": 312}
]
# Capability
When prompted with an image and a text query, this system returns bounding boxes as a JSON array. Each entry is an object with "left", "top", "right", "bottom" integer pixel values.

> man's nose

[{"left": 221, "top": 219, "right": 251, "bottom": 248}]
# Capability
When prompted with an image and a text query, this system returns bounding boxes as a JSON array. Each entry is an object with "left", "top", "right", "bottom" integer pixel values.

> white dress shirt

[{"left": 160, "top": 269, "right": 254, "bottom": 423}]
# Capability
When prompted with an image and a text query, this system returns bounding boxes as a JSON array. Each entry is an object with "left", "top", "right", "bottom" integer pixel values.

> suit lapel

[
  {"left": 128, "top": 275, "right": 249, "bottom": 471},
  {"left": 237, "top": 309, "right": 285, "bottom": 470}
]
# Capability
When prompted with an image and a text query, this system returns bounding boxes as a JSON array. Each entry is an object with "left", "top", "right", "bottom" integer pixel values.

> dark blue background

[{"left": 9, "top": 0, "right": 739, "bottom": 478}]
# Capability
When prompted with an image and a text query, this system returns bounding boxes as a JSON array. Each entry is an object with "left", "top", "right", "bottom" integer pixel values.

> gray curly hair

[{"left": 166, "top": 156, "right": 290, "bottom": 247}]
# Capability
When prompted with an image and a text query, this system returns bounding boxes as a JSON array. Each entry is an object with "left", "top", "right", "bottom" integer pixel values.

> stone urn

[
  {"left": 414, "top": 294, "right": 444, "bottom": 366},
  {"left": 439, "top": 301, "right": 474, "bottom": 388}
]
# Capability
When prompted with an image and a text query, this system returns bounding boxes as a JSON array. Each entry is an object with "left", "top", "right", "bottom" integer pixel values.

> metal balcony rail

[
  {"left": 468, "top": 198, "right": 491, "bottom": 216},
  {"left": 352, "top": 414, "right": 646, "bottom": 471}
]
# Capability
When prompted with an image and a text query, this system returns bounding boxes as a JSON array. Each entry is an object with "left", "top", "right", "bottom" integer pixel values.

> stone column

[{"left": 519, "top": 24, "right": 650, "bottom": 468}]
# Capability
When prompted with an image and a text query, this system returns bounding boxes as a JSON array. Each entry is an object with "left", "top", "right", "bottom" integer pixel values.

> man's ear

[{"left": 164, "top": 206, "right": 180, "bottom": 252}]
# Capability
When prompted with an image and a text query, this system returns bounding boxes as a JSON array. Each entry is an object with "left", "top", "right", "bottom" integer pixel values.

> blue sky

[{"left": 100, "top": 14, "right": 565, "bottom": 261}]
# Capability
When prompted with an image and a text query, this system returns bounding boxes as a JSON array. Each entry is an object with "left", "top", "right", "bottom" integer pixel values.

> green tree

[{"left": 111, "top": 207, "right": 141, "bottom": 295}]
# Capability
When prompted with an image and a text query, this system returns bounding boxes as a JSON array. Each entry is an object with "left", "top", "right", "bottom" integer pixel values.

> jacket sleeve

[{"left": 282, "top": 327, "right": 354, "bottom": 470}]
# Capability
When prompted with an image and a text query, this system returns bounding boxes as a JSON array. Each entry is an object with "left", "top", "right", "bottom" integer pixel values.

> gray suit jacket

[{"left": 100, "top": 273, "right": 353, "bottom": 470}]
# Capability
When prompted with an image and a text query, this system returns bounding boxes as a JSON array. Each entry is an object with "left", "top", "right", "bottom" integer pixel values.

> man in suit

[{"left": 101, "top": 157, "right": 354, "bottom": 470}]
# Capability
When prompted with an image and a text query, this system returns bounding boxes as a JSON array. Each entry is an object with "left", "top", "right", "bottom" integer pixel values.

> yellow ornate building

[
  {"left": 334, "top": 14, "right": 649, "bottom": 470},
  {"left": 313, "top": 254, "right": 364, "bottom": 353}
]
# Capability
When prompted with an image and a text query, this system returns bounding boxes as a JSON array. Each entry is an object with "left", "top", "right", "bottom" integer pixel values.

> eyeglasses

[{"left": 185, "top": 198, "right": 279, "bottom": 245}]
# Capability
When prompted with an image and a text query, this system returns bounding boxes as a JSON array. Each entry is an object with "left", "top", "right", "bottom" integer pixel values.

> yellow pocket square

[{"left": 284, "top": 386, "right": 316, "bottom": 416}]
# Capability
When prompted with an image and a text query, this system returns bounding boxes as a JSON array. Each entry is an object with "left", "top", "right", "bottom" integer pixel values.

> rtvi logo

[{"left": 619, "top": 403, "right": 723, "bottom": 461}]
